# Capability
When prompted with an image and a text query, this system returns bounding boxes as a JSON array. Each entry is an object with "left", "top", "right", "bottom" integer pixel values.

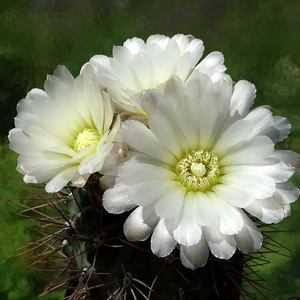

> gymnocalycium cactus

[
  {"left": 9, "top": 34, "right": 300, "bottom": 299},
  {"left": 15, "top": 178, "right": 275, "bottom": 300}
]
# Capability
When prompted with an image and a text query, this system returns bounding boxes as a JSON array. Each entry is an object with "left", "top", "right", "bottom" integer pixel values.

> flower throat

[
  {"left": 175, "top": 150, "right": 220, "bottom": 192},
  {"left": 73, "top": 128, "right": 100, "bottom": 152}
]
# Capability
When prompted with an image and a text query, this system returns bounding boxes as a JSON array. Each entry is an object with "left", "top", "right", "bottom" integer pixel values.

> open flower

[
  {"left": 9, "top": 63, "right": 122, "bottom": 193},
  {"left": 102, "top": 74, "right": 300, "bottom": 270},
  {"left": 87, "top": 34, "right": 231, "bottom": 115}
]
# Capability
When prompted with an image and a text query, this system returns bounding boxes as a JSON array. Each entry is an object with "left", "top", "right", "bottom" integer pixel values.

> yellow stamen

[
  {"left": 175, "top": 150, "right": 220, "bottom": 192},
  {"left": 74, "top": 128, "right": 100, "bottom": 152}
]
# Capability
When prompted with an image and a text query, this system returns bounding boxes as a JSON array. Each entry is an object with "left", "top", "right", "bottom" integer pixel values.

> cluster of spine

[{"left": 13, "top": 175, "right": 281, "bottom": 300}]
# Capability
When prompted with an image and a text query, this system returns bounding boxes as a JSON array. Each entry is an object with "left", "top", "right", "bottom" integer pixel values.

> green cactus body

[
  {"left": 14, "top": 177, "right": 274, "bottom": 300},
  {"left": 58, "top": 184, "right": 249, "bottom": 300}
]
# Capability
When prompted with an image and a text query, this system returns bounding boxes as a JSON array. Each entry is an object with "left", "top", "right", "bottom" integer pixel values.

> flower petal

[
  {"left": 103, "top": 182, "right": 136, "bottom": 214},
  {"left": 180, "top": 235, "right": 209, "bottom": 270},
  {"left": 244, "top": 198, "right": 285, "bottom": 224},
  {"left": 275, "top": 182, "right": 300, "bottom": 204},
  {"left": 155, "top": 185, "right": 185, "bottom": 219},
  {"left": 128, "top": 180, "right": 179, "bottom": 206},
  {"left": 220, "top": 136, "right": 274, "bottom": 165},
  {"left": 212, "top": 184, "right": 255, "bottom": 208},
  {"left": 173, "top": 193, "right": 203, "bottom": 246},
  {"left": 207, "top": 192, "right": 244, "bottom": 235},
  {"left": 270, "top": 150, "right": 300, "bottom": 175},
  {"left": 120, "top": 119, "right": 177, "bottom": 165},
  {"left": 213, "top": 119, "right": 253, "bottom": 154},
  {"left": 204, "top": 221, "right": 237, "bottom": 260},
  {"left": 118, "top": 156, "right": 176, "bottom": 185},
  {"left": 124, "top": 204, "right": 159, "bottom": 241},
  {"left": 151, "top": 219, "right": 177, "bottom": 257},
  {"left": 235, "top": 212, "right": 262, "bottom": 254},
  {"left": 220, "top": 172, "right": 276, "bottom": 199},
  {"left": 193, "top": 192, "right": 218, "bottom": 226},
  {"left": 230, "top": 80, "right": 256, "bottom": 118},
  {"left": 45, "top": 166, "right": 78, "bottom": 193}
]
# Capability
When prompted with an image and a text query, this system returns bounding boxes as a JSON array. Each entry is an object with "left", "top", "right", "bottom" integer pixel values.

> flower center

[
  {"left": 73, "top": 128, "right": 100, "bottom": 152},
  {"left": 175, "top": 150, "right": 221, "bottom": 192}
]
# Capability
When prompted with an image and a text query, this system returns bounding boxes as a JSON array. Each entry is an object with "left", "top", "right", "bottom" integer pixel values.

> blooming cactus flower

[
  {"left": 87, "top": 34, "right": 231, "bottom": 115},
  {"left": 101, "top": 73, "right": 300, "bottom": 270},
  {"left": 9, "top": 63, "right": 122, "bottom": 193}
]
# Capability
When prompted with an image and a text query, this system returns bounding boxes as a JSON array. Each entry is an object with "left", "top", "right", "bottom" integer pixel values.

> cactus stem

[{"left": 11, "top": 181, "right": 290, "bottom": 300}]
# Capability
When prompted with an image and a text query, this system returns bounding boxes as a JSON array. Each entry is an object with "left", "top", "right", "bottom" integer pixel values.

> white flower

[
  {"left": 101, "top": 74, "right": 300, "bottom": 270},
  {"left": 87, "top": 34, "right": 231, "bottom": 115},
  {"left": 9, "top": 63, "right": 122, "bottom": 193}
]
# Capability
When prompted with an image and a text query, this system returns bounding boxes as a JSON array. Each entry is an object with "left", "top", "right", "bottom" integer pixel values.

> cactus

[
  {"left": 13, "top": 174, "right": 282, "bottom": 300},
  {"left": 8, "top": 32, "right": 299, "bottom": 300}
]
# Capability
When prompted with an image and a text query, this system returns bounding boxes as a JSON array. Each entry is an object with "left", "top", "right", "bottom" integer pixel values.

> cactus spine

[{"left": 12, "top": 174, "right": 274, "bottom": 300}]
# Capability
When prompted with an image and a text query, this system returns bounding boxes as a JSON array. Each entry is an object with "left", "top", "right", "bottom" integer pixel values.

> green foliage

[{"left": 0, "top": 143, "right": 64, "bottom": 299}]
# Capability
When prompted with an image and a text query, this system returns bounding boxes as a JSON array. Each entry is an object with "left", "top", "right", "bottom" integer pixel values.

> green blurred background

[{"left": 1, "top": 0, "right": 300, "bottom": 299}]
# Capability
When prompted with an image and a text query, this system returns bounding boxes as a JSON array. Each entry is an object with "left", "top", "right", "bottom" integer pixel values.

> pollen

[
  {"left": 175, "top": 150, "right": 221, "bottom": 192},
  {"left": 74, "top": 128, "right": 100, "bottom": 152}
]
